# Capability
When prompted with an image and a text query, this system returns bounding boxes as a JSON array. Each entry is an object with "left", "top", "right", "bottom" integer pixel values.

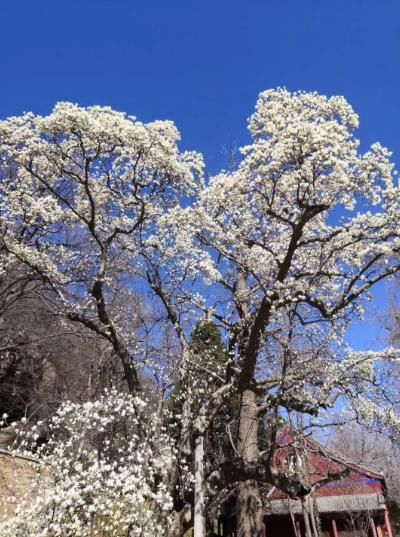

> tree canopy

[{"left": 0, "top": 89, "right": 399, "bottom": 537}]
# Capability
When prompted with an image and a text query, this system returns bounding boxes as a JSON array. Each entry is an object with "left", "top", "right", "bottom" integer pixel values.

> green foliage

[
  {"left": 189, "top": 320, "right": 227, "bottom": 369},
  {"left": 171, "top": 321, "right": 226, "bottom": 409},
  {"left": 388, "top": 500, "right": 400, "bottom": 533}
]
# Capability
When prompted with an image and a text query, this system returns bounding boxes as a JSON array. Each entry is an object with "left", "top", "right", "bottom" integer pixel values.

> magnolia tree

[
  {"left": 1, "top": 91, "right": 400, "bottom": 537},
  {"left": 0, "top": 391, "right": 174, "bottom": 537},
  {"left": 155, "top": 89, "right": 400, "bottom": 536},
  {"left": 0, "top": 102, "right": 209, "bottom": 536},
  {"left": 0, "top": 102, "right": 203, "bottom": 394},
  {"left": 0, "top": 103, "right": 205, "bottom": 535}
]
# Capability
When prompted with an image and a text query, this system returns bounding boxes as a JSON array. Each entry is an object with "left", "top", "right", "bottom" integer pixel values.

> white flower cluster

[
  {"left": 356, "top": 397, "right": 400, "bottom": 444},
  {"left": 0, "top": 89, "right": 399, "bottom": 532},
  {"left": 0, "top": 391, "right": 175, "bottom": 537},
  {"left": 0, "top": 101, "right": 204, "bottom": 356},
  {"left": 163, "top": 89, "right": 399, "bottom": 336}
]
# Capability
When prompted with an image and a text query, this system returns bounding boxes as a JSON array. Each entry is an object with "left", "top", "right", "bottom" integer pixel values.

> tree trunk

[
  {"left": 165, "top": 454, "right": 192, "bottom": 537},
  {"left": 301, "top": 497, "right": 313, "bottom": 537},
  {"left": 309, "top": 495, "right": 321, "bottom": 537},
  {"left": 237, "top": 389, "right": 264, "bottom": 537},
  {"left": 194, "top": 435, "right": 205, "bottom": 537},
  {"left": 170, "top": 503, "right": 192, "bottom": 537}
]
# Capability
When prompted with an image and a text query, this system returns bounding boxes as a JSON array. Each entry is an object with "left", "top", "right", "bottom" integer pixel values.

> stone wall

[{"left": 0, "top": 449, "right": 47, "bottom": 521}]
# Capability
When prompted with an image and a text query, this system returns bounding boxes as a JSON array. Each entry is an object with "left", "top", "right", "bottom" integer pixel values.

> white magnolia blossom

[
  {"left": 150, "top": 94, "right": 400, "bottom": 515},
  {"left": 0, "top": 90, "right": 399, "bottom": 536},
  {"left": 162, "top": 89, "right": 400, "bottom": 380},
  {"left": 178, "top": 90, "right": 399, "bottom": 301},
  {"left": 355, "top": 397, "right": 400, "bottom": 443},
  {"left": 0, "top": 102, "right": 204, "bottom": 393},
  {"left": 0, "top": 391, "right": 175, "bottom": 537}
]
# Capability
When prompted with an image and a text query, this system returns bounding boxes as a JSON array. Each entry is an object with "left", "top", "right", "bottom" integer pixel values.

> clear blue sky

[{"left": 0, "top": 0, "right": 399, "bottom": 348}]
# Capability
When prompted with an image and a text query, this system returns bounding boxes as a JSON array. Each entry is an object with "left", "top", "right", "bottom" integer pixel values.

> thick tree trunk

[
  {"left": 194, "top": 435, "right": 205, "bottom": 537},
  {"left": 237, "top": 389, "right": 264, "bottom": 537}
]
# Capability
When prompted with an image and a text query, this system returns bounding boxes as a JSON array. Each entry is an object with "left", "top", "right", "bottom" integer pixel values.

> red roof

[{"left": 266, "top": 427, "right": 385, "bottom": 501}]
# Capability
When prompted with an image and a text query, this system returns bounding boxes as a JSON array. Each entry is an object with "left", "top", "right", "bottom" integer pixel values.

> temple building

[{"left": 218, "top": 428, "right": 394, "bottom": 537}]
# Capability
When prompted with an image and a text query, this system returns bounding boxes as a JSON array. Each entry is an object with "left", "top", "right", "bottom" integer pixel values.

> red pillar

[
  {"left": 370, "top": 517, "right": 378, "bottom": 537},
  {"left": 332, "top": 518, "right": 339, "bottom": 537},
  {"left": 384, "top": 508, "right": 394, "bottom": 537}
]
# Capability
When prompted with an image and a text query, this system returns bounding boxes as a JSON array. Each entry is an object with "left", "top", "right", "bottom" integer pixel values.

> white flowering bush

[{"left": 0, "top": 391, "right": 175, "bottom": 537}]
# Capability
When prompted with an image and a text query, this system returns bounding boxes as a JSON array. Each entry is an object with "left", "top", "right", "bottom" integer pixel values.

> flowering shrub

[{"left": 0, "top": 391, "right": 174, "bottom": 537}]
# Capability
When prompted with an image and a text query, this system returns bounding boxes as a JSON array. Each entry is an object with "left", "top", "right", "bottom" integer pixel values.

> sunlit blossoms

[
  {"left": 0, "top": 102, "right": 204, "bottom": 394},
  {"left": 153, "top": 89, "right": 400, "bottom": 535},
  {"left": 0, "top": 89, "right": 399, "bottom": 537},
  {"left": 0, "top": 391, "right": 174, "bottom": 537}
]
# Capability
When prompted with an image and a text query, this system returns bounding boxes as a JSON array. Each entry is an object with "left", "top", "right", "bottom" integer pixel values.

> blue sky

[{"left": 0, "top": 0, "right": 399, "bottom": 348}]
